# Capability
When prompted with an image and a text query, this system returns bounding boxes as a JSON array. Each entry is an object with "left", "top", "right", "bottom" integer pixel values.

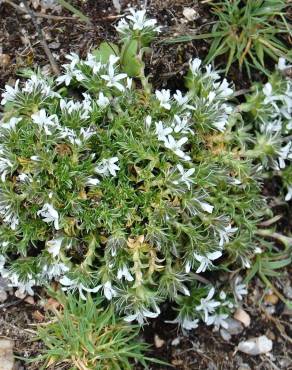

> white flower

[
  {"left": 117, "top": 265, "right": 134, "bottom": 281},
  {"left": 172, "top": 115, "right": 192, "bottom": 134},
  {"left": 86, "top": 177, "right": 100, "bottom": 186},
  {"left": 85, "top": 53, "right": 102, "bottom": 74},
  {"left": 126, "top": 77, "right": 133, "bottom": 90},
  {"left": 96, "top": 281, "right": 117, "bottom": 300},
  {"left": 126, "top": 8, "right": 159, "bottom": 31},
  {"left": 205, "top": 64, "right": 220, "bottom": 80},
  {"left": 96, "top": 92, "right": 110, "bottom": 108},
  {"left": 196, "top": 287, "right": 220, "bottom": 322},
  {"left": 163, "top": 135, "right": 190, "bottom": 161},
  {"left": 37, "top": 203, "right": 60, "bottom": 230},
  {"left": 155, "top": 89, "right": 171, "bottom": 110},
  {"left": 95, "top": 157, "right": 120, "bottom": 177},
  {"left": 57, "top": 65, "right": 85, "bottom": 86},
  {"left": 6, "top": 273, "right": 35, "bottom": 296},
  {"left": 173, "top": 164, "right": 195, "bottom": 190},
  {"left": 173, "top": 90, "right": 188, "bottom": 106},
  {"left": 197, "top": 200, "right": 214, "bottom": 214},
  {"left": 101, "top": 62, "right": 127, "bottom": 92},
  {"left": 46, "top": 238, "right": 63, "bottom": 257},
  {"left": 124, "top": 307, "right": 160, "bottom": 324},
  {"left": 263, "top": 82, "right": 273, "bottom": 97},
  {"left": 115, "top": 18, "right": 130, "bottom": 34},
  {"left": 218, "top": 224, "right": 238, "bottom": 247},
  {"left": 65, "top": 52, "right": 80, "bottom": 68},
  {"left": 60, "top": 276, "right": 99, "bottom": 300},
  {"left": 155, "top": 121, "right": 172, "bottom": 141},
  {"left": 145, "top": 115, "right": 152, "bottom": 129},
  {"left": 194, "top": 251, "right": 222, "bottom": 273},
  {"left": 206, "top": 313, "right": 229, "bottom": 330},
  {"left": 31, "top": 109, "right": 59, "bottom": 135},
  {"left": 215, "top": 78, "right": 233, "bottom": 98},
  {"left": 285, "top": 186, "right": 292, "bottom": 201},
  {"left": 1, "top": 117, "right": 22, "bottom": 131},
  {"left": 277, "top": 57, "right": 292, "bottom": 71},
  {"left": 1, "top": 80, "right": 20, "bottom": 105},
  {"left": 189, "top": 58, "right": 202, "bottom": 74},
  {"left": 181, "top": 317, "right": 199, "bottom": 330},
  {"left": 42, "top": 262, "right": 69, "bottom": 280},
  {"left": 0, "top": 156, "right": 13, "bottom": 182},
  {"left": 234, "top": 276, "right": 248, "bottom": 301},
  {"left": 277, "top": 141, "right": 292, "bottom": 169}
]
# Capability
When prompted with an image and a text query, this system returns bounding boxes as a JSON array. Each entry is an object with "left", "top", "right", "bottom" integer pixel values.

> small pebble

[
  {"left": 234, "top": 308, "right": 251, "bottom": 328},
  {"left": 0, "top": 290, "right": 8, "bottom": 303},
  {"left": 154, "top": 334, "right": 165, "bottom": 348},
  {"left": 0, "top": 339, "right": 14, "bottom": 370},
  {"left": 182, "top": 7, "right": 199, "bottom": 22},
  {"left": 238, "top": 335, "right": 273, "bottom": 356},
  {"left": 225, "top": 318, "right": 244, "bottom": 335}
]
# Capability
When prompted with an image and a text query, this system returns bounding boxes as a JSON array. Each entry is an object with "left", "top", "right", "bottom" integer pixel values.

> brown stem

[{"left": 21, "top": 0, "right": 60, "bottom": 75}]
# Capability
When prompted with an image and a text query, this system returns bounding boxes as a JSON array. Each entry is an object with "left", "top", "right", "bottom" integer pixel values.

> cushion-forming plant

[{"left": 0, "top": 8, "right": 278, "bottom": 330}]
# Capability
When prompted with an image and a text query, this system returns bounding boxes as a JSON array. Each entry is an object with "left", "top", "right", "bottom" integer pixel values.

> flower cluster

[
  {"left": 241, "top": 58, "right": 292, "bottom": 200},
  {"left": 0, "top": 9, "right": 266, "bottom": 329}
]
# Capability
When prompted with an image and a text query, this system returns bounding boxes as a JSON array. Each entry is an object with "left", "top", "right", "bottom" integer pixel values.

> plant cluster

[
  {"left": 33, "top": 292, "right": 156, "bottom": 370},
  {"left": 241, "top": 58, "right": 292, "bottom": 200},
  {"left": 165, "top": 0, "right": 291, "bottom": 77},
  {"left": 0, "top": 8, "right": 290, "bottom": 334}
]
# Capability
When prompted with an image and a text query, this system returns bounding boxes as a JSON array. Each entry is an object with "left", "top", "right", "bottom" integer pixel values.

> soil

[{"left": 0, "top": 1, "right": 292, "bottom": 369}]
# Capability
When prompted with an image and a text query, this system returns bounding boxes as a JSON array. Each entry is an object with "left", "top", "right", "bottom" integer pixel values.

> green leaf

[
  {"left": 121, "top": 40, "right": 141, "bottom": 77},
  {"left": 93, "top": 42, "right": 120, "bottom": 64}
]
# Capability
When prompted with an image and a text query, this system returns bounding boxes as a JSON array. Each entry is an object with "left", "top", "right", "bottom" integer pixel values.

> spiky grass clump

[{"left": 33, "top": 293, "right": 154, "bottom": 370}]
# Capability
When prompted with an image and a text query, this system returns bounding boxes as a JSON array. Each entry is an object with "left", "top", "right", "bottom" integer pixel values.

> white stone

[
  {"left": 0, "top": 339, "right": 14, "bottom": 370},
  {"left": 238, "top": 335, "right": 273, "bottom": 355}
]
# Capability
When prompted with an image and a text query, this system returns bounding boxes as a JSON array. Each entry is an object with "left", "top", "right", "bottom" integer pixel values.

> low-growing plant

[
  {"left": 31, "top": 292, "right": 156, "bottom": 370},
  {"left": 164, "top": 0, "right": 291, "bottom": 77},
  {"left": 240, "top": 58, "right": 292, "bottom": 200},
  {"left": 0, "top": 8, "right": 285, "bottom": 331}
]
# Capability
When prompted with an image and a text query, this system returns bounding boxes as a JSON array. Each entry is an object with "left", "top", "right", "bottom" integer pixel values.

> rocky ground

[{"left": 0, "top": 1, "right": 292, "bottom": 369}]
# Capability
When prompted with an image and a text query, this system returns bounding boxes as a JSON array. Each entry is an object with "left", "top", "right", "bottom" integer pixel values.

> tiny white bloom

[
  {"left": 86, "top": 177, "right": 100, "bottom": 186},
  {"left": 145, "top": 115, "right": 152, "bottom": 129},
  {"left": 117, "top": 265, "right": 134, "bottom": 281},
  {"left": 31, "top": 109, "right": 59, "bottom": 135},
  {"left": 1, "top": 80, "right": 20, "bottom": 105},
  {"left": 155, "top": 89, "right": 171, "bottom": 110},
  {"left": 37, "top": 203, "right": 60, "bottom": 230},
  {"left": 194, "top": 250, "right": 222, "bottom": 273},
  {"left": 126, "top": 8, "right": 159, "bottom": 31},
  {"left": 96, "top": 92, "right": 110, "bottom": 108},
  {"left": 234, "top": 276, "right": 248, "bottom": 301},
  {"left": 173, "top": 90, "right": 188, "bottom": 106},
  {"left": 1, "top": 117, "right": 22, "bottom": 131},
  {"left": 218, "top": 224, "right": 238, "bottom": 247},
  {"left": 277, "top": 57, "right": 292, "bottom": 71},
  {"left": 96, "top": 281, "right": 117, "bottom": 300},
  {"left": 46, "top": 238, "right": 63, "bottom": 257},
  {"left": 215, "top": 78, "right": 233, "bottom": 98},
  {"left": 101, "top": 63, "right": 127, "bottom": 92},
  {"left": 163, "top": 135, "right": 190, "bottom": 161},
  {"left": 206, "top": 313, "right": 229, "bottom": 330},
  {"left": 181, "top": 317, "right": 199, "bottom": 330},
  {"left": 285, "top": 186, "right": 292, "bottom": 201},
  {"left": 196, "top": 287, "right": 220, "bottom": 322},
  {"left": 189, "top": 58, "right": 202, "bottom": 74},
  {"left": 155, "top": 121, "right": 172, "bottom": 141},
  {"left": 60, "top": 276, "right": 100, "bottom": 300},
  {"left": 197, "top": 200, "right": 214, "bottom": 214},
  {"left": 173, "top": 164, "right": 195, "bottom": 190},
  {"left": 95, "top": 157, "right": 120, "bottom": 177},
  {"left": 85, "top": 53, "right": 102, "bottom": 74}
]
